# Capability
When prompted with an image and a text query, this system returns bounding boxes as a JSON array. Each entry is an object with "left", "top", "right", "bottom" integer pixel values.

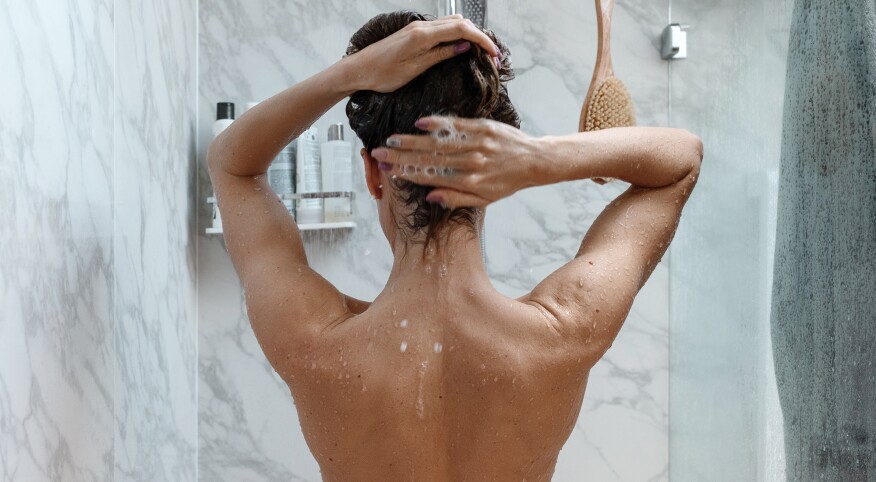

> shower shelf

[{"left": 205, "top": 193, "right": 356, "bottom": 234}]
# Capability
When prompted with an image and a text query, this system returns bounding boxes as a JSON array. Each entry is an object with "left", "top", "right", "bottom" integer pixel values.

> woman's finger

[
  {"left": 423, "top": 19, "right": 499, "bottom": 57},
  {"left": 385, "top": 133, "right": 474, "bottom": 154},
  {"left": 426, "top": 188, "right": 491, "bottom": 209},
  {"left": 414, "top": 116, "right": 492, "bottom": 136},
  {"left": 384, "top": 163, "right": 466, "bottom": 189},
  {"left": 430, "top": 41, "right": 472, "bottom": 63},
  {"left": 433, "top": 14, "right": 465, "bottom": 22},
  {"left": 372, "top": 147, "right": 467, "bottom": 169}
]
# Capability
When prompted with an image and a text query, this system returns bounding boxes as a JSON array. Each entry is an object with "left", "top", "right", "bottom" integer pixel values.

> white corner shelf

[
  {"left": 206, "top": 193, "right": 356, "bottom": 235},
  {"left": 205, "top": 221, "right": 356, "bottom": 235}
]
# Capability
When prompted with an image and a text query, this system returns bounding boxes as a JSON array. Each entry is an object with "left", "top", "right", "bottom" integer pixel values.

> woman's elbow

[
  {"left": 673, "top": 129, "right": 703, "bottom": 177},
  {"left": 685, "top": 131, "right": 704, "bottom": 166},
  {"left": 206, "top": 135, "right": 226, "bottom": 173}
]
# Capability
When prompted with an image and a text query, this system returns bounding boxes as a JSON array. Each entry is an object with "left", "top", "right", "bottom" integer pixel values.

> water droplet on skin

[
  {"left": 480, "top": 363, "right": 486, "bottom": 370},
  {"left": 399, "top": 319, "right": 408, "bottom": 328},
  {"left": 425, "top": 265, "right": 432, "bottom": 274},
  {"left": 400, "top": 341, "right": 408, "bottom": 352},
  {"left": 254, "top": 187, "right": 262, "bottom": 191},
  {"left": 439, "top": 264, "right": 448, "bottom": 276},
  {"left": 433, "top": 342, "right": 443, "bottom": 353}
]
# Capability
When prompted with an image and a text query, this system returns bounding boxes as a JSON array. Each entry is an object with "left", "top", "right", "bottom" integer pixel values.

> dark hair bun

[{"left": 345, "top": 11, "right": 520, "bottom": 244}]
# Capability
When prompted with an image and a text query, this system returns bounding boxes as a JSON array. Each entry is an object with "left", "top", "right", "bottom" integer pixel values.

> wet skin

[
  {"left": 279, "top": 252, "right": 596, "bottom": 481},
  {"left": 207, "top": 15, "right": 702, "bottom": 481}
]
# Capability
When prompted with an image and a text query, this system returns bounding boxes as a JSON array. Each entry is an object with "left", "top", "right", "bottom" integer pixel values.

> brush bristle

[{"left": 584, "top": 77, "right": 636, "bottom": 131}]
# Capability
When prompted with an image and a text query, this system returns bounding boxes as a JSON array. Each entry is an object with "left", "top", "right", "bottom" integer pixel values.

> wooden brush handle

[{"left": 595, "top": 0, "right": 614, "bottom": 77}]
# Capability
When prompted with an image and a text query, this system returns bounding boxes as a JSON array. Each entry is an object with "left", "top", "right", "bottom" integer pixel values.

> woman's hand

[
  {"left": 371, "top": 116, "right": 547, "bottom": 208},
  {"left": 343, "top": 15, "right": 500, "bottom": 94}
]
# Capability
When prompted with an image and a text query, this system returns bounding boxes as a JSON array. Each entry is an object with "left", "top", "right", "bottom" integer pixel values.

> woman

[{"left": 208, "top": 11, "right": 702, "bottom": 481}]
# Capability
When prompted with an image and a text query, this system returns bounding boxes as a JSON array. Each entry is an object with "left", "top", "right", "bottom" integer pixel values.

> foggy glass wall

[{"left": 670, "top": 0, "right": 875, "bottom": 480}]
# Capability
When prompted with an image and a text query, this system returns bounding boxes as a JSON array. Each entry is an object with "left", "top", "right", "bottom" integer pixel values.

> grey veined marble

[
  {"left": 772, "top": 0, "right": 876, "bottom": 480},
  {"left": 0, "top": 0, "right": 198, "bottom": 480}
]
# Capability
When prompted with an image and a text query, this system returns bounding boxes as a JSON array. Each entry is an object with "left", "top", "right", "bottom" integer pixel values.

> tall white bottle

[
  {"left": 212, "top": 102, "right": 235, "bottom": 137},
  {"left": 296, "top": 127, "right": 323, "bottom": 224},
  {"left": 321, "top": 123, "right": 353, "bottom": 223},
  {"left": 211, "top": 102, "right": 235, "bottom": 230},
  {"left": 268, "top": 140, "right": 297, "bottom": 218}
]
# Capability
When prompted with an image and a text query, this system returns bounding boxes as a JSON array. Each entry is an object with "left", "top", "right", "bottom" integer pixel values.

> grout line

[
  {"left": 668, "top": 61, "right": 673, "bottom": 126},
  {"left": 194, "top": 0, "right": 200, "bottom": 479},
  {"left": 665, "top": 1, "right": 673, "bottom": 479},
  {"left": 111, "top": 0, "right": 118, "bottom": 477}
]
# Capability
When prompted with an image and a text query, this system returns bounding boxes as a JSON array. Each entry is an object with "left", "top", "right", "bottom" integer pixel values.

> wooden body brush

[{"left": 580, "top": 0, "right": 636, "bottom": 183}]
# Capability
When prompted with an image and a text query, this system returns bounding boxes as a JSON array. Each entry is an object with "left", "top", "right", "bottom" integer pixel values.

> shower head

[{"left": 446, "top": 0, "right": 487, "bottom": 28}]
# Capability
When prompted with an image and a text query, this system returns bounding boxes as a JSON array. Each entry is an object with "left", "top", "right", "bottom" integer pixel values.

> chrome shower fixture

[{"left": 446, "top": 0, "right": 487, "bottom": 28}]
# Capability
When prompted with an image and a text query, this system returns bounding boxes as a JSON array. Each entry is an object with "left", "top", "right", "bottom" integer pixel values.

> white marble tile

[
  {"left": 198, "top": 1, "right": 670, "bottom": 480},
  {"left": 0, "top": 1, "right": 115, "bottom": 481},
  {"left": 1, "top": 0, "right": 199, "bottom": 480},
  {"left": 113, "top": 0, "right": 198, "bottom": 480}
]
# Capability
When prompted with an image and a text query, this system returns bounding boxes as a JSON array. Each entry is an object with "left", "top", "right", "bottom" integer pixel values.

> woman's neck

[{"left": 385, "top": 227, "right": 490, "bottom": 292}]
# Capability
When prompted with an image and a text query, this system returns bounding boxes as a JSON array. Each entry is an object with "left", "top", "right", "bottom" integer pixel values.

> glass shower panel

[{"left": 668, "top": 0, "right": 794, "bottom": 480}]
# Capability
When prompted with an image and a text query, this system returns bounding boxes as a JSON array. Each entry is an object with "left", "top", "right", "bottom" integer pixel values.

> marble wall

[
  {"left": 0, "top": 0, "right": 198, "bottom": 480},
  {"left": 198, "top": 1, "right": 671, "bottom": 481},
  {"left": 113, "top": 0, "right": 198, "bottom": 480}
]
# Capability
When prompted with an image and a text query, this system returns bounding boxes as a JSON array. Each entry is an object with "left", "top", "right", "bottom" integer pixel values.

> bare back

[{"left": 284, "top": 285, "right": 592, "bottom": 482}]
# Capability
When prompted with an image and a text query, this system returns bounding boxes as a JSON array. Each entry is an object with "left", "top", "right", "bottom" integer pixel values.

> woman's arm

[
  {"left": 208, "top": 62, "right": 356, "bottom": 178},
  {"left": 372, "top": 119, "right": 701, "bottom": 205},
  {"left": 207, "top": 62, "right": 367, "bottom": 347},
  {"left": 376, "top": 118, "right": 702, "bottom": 363},
  {"left": 538, "top": 126, "right": 702, "bottom": 189}
]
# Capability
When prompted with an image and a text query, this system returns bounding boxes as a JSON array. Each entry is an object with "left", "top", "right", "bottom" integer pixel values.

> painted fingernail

[
  {"left": 378, "top": 162, "right": 393, "bottom": 171},
  {"left": 453, "top": 41, "right": 472, "bottom": 54},
  {"left": 415, "top": 118, "right": 430, "bottom": 129},
  {"left": 372, "top": 148, "right": 388, "bottom": 161},
  {"left": 494, "top": 56, "right": 501, "bottom": 68},
  {"left": 386, "top": 137, "right": 402, "bottom": 148},
  {"left": 426, "top": 192, "right": 444, "bottom": 204}
]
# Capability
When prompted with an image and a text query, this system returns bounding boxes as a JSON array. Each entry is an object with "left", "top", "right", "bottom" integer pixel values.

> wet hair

[{"left": 345, "top": 11, "right": 520, "bottom": 246}]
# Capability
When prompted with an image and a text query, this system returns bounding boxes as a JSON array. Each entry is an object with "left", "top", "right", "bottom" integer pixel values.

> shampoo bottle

[
  {"left": 295, "top": 127, "right": 323, "bottom": 224},
  {"left": 321, "top": 123, "right": 353, "bottom": 222},
  {"left": 268, "top": 140, "right": 297, "bottom": 218},
  {"left": 212, "top": 102, "right": 234, "bottom": 137}
]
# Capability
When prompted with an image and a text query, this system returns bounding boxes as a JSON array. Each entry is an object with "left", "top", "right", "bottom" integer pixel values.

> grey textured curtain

[{"left": 771, "top": 0, "right": 876, "bottom": 480}]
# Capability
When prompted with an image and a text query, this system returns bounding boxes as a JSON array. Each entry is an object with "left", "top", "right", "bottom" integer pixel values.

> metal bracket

[{"left": 661, "top": 24, "right": 690, "bottom": 60}]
